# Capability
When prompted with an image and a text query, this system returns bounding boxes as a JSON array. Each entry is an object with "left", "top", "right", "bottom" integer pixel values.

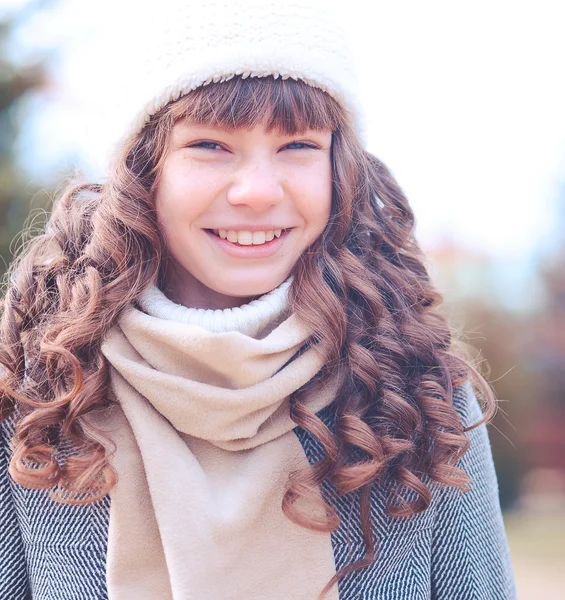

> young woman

[{"left": 0, "top": 1, "right": 516, "bottom": 599}]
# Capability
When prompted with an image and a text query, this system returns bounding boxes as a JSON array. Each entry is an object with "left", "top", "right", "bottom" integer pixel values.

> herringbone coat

[{"left": 0, "top": 384, "right": 516, "bottom": 600}]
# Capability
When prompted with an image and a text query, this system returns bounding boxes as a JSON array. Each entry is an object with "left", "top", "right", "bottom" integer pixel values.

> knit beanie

[{"left": 107, "top": 0, "right": 364, "bottom": 153}]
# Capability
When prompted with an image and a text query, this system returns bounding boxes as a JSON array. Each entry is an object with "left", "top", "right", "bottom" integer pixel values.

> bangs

[{"left": 167, "top": 75, "right": 344, "bottom": 134}]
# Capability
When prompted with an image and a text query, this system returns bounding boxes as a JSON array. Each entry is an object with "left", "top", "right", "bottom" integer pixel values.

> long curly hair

[{"left": 0, "top": 76, "right": 494, "bottom": 597}]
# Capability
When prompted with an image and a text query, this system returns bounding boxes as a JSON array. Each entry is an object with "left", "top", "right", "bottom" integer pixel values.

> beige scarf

[{"left": 91, "top": 279, "right": 342, "bottom": 600}]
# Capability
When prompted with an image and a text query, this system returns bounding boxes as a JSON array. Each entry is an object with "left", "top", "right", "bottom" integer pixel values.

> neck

[{"left": 160, "top": 260, "right": 256, "bottom": 310}]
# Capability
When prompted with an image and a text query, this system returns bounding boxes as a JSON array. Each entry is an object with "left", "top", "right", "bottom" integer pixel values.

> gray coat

[{"left": 0, "top": 384, "right": 517, "bottom": 599}]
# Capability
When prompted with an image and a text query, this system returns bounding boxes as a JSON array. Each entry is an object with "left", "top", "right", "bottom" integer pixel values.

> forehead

[{"left": 167, "top": 76, "right": 343, "bottom": 135}]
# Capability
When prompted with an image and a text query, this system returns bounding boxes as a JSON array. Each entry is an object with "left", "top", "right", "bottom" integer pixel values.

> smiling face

[{"left": 155, "top": 121, "right": 333, "bottom": 309}]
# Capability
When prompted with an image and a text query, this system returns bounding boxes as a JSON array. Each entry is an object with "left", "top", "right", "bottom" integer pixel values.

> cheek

[
  {"left": 155, "top": 170, "right": 207, "bottom": 226},
  {"left": 303, "top": 166, "right": 332, "bottom": 230}
]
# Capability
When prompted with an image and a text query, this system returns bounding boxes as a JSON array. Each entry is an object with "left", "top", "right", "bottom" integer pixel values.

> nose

[{"left": 226, "top": 159, "right": 284, "bottom": 210}]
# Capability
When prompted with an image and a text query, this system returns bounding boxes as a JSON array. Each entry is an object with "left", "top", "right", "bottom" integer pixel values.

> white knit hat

[{"left": 109, "top": 0, "right": 364, "bottom": 150}]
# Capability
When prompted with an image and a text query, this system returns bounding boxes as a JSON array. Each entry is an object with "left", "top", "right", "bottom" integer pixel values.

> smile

[
  {"left": 209, "top": 229, "right": 286, "bottom": 246},
  {"left": 204, "top": 228, "right": 291, "bottom": 258}
]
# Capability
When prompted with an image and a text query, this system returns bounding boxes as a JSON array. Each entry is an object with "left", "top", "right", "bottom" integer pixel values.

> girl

[{"left": 0, "top": 1, "right": 516, "bottom": 598}]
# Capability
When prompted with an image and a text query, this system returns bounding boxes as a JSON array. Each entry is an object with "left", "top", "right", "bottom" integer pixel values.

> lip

[
  {"left": 204, "top": 228, "right": 291, "bottom": 258},
  {"left": 208, "top": 225, "right": 290, "bottom": 232}
]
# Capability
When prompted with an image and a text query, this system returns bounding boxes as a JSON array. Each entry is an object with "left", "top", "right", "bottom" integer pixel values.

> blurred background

[{"left": 1, "top": 0, "right": 564, "bottom": 596}]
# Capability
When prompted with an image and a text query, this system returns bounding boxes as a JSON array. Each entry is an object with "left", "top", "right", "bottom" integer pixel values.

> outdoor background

[{"left": 1, "top": 0, "right": 564, "bottom": 597}]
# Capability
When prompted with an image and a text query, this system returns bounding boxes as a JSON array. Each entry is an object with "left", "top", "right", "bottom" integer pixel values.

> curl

[{"left": 282, "top": 104, "right": 495, "bottom": 598}]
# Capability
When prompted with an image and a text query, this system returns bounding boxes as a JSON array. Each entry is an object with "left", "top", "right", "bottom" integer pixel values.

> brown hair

[{"left": 0, "top": 76, "right": 494, "bottom": 597}]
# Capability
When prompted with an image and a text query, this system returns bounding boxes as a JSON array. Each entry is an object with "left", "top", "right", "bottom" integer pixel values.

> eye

[
  {"left": 283, "top": 141, "right": 321, "bottom": 150},
  {"left": 189, "top": 141, "right": 224, "bottom": 150}
]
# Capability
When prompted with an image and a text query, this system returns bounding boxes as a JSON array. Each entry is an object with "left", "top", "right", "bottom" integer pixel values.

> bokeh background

[{"left": 1, "top": 0, "right": 564, "bottom": 597}]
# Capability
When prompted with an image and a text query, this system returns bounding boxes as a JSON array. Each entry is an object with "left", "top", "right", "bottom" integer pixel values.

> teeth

[
  {"left": 211, "top": 229, "right": 285, "bottom": 245},
  {"left": 252, "top": 231, "right": 266, "bottom": 244},
  {"left": 237, "top": 231, "right": 253, "bottom": 245}
]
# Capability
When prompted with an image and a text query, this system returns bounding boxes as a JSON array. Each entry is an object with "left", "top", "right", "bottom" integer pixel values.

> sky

[{"left": 3, "top": 0, "right": 565, "bottom": 267}]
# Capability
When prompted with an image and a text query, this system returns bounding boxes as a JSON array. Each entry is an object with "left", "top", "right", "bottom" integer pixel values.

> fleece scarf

[{"left": 91, "top": 279, "right": 342, "bottom": 600}]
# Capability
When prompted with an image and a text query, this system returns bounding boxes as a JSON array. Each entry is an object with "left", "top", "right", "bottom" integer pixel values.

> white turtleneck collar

[{"left": 137, "top": 277, "right": 292, "bottom": 338}]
